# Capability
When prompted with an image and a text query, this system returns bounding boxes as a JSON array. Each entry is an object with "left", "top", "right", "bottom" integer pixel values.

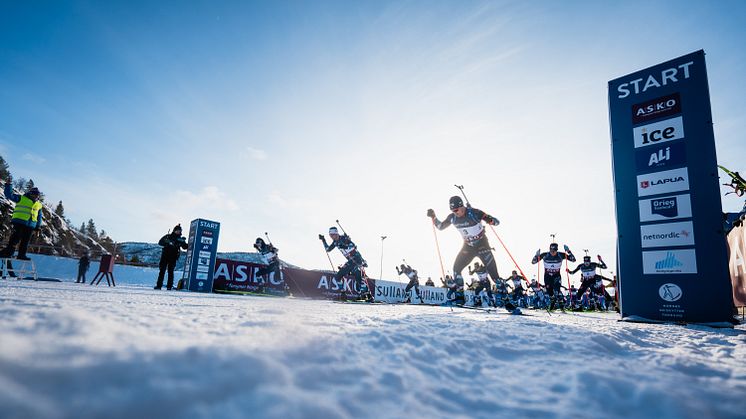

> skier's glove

[
  {"left": 318, "top": 234, "right": 325, "bottom": 241},
  {"left": 426, "top": 209, "right": 435, "bottom": 218},
  {"left": 597, "top": 255, "right": 603, "bottom": 261},
  {"left": 563, "top": 245, "right": 571, "bottom": 253},
  {"left": 535, "top": 249, "right": 541, "bottom": 257}
]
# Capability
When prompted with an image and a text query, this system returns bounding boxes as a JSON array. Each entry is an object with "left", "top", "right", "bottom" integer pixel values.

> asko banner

[
  {"left": 282, "top": 267, "right": 375, "bottom": 300},
  {"left": 212, "top": 258, "right": 288, "bottom": 296},
  {"left": 727, "top": 224, "right": 746, "bottom": 307},
  {"left": 608, "top": 50, "right": 732, "bottom": 324}
]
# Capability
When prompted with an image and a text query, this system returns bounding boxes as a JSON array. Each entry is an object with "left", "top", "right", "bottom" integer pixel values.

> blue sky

[{"left": 1, "top": 0, "right": 745, "bottom": 282}]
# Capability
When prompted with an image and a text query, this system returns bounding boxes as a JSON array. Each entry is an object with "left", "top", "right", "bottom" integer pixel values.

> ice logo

[
  {"left": 651, "top": 197, "right": 678, "bottom": 217},
  {"left": 658, "top": 283, "right": 682, "bottom": 302}
]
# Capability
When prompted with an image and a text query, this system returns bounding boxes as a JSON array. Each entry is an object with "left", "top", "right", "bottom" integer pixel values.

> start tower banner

[
  {"left": 608, "top": 50, "right": 732, "bottom": 324},
  {"left": 182, "top": 218, "right": 220, "bottom": 293}
]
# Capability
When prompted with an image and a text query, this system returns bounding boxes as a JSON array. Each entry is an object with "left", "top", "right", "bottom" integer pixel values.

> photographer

[{"left": 154, "top": 224, "right": 188, "bottom": 290}]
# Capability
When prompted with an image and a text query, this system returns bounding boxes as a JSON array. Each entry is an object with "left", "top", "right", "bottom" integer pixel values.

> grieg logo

[
  {"left": 659, "top": 283, "right": 683, "bottom": 302},
  {"left": 651, "top": 197, "right": 678, "bottom": 218},
  {"left": 632, "top": 93, "right": 681, "bottom": 124}
]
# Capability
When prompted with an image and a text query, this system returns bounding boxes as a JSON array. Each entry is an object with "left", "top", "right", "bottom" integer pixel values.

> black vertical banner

[{"left": 608, "top": 50, "right": 732, "bottom": 325}]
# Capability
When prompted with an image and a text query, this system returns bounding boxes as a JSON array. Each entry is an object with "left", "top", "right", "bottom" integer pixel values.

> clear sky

[{"left": 1, "top": 0, "right": 745, "bottom": 284}]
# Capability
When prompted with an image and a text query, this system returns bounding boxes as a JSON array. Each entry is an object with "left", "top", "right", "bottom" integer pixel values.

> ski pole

[
  {"left": 487, "top": 225, "right": 530, "bottom": 287},
  {"left": 335, "top": 219, "right": 348, "bottom": 236},
  {"left": 454, "top": 184, "right": 471, "bottom": 207},
  {"left": 320, "top": 238, "right": 336, "bottom": 273},
  {"left": 264, "top": 232, "right": 273, "bottom": 246},
  {"left": 430, "top": 221, "right": 446, "bottom": 282}
]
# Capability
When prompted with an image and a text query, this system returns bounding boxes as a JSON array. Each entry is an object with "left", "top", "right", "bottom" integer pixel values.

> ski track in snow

[{"left": 1, "top": 281, "right": 745, "bottom": 419}]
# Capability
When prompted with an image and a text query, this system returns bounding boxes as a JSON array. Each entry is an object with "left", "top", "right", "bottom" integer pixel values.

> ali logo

[
  {"left": 658, "top": 283, "right": 683, "bottom": 302},
  {"left": 633, "top": 116, "right": 685, "bottom": 148},
  {"left": 632, "top": 93, "right": 681, "bottom": 124}
]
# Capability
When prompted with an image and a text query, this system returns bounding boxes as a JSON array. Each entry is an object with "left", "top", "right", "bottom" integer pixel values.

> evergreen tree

[
  {"left": 131, "top": 255, "right": 141, "bottom": 264},
  {"left": 55, "top": 201, "right": 65, "bottom": 217},
  {"left": 25, "top": 179, "right": 35, "bottom": 191},
  {"left": 79, "top": 222, "right": 86, "bottom": 233},
  {"left": 86, "top": 219, "right": 98, "bottom": 239},
  {"left": 0, "top": 155, "right": 10, "bottom": 181}
]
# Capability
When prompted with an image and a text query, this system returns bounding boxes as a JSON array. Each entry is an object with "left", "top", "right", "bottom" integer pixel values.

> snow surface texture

[{"left": 1, "top": 281, "right": 744, "bottom": 419}]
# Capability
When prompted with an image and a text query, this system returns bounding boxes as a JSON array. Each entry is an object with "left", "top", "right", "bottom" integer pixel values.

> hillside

[{"left": 0, "top": 188, "right": 109, "bottom": 258}]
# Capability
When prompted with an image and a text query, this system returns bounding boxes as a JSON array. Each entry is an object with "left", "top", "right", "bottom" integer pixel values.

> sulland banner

[{"left": 608, "top": 50, "right": 733, "bottom": 324}]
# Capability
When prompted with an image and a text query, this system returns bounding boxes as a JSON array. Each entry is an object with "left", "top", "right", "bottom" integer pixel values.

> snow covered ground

[{"left": 1, "top": 280, "right": 744, "bottom": 419}]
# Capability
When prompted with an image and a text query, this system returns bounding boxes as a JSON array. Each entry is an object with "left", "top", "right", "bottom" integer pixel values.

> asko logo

[
  {"left": 637, "top": 167, "right": 690, "bottom": 197},
  {"left": 632, "top": 93, "right": 681, "bottom": 124},
  {"left": 633, "top": 116, "right": 685, "bottom": 148}
]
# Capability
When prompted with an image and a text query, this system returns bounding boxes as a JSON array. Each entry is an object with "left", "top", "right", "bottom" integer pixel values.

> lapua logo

[
  {"left": 636, "top": 167, "right": 690, "bottom": 197},
  {"left": 632, "top": 93, "right": 681, "bottom": 124},
  {"left": 641, "top": 181, "right": 650, "bottom": 189}
]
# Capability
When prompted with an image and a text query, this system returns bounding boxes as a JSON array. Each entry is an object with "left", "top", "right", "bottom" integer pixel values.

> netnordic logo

[
  {"left": 642, "top": 249, "right": 697, "bottom": 274},
  {"left": 638, "top": 194, "right": 692, "bottom": 222},
  {"left": 640, "top": 221, "right": 695, "bottom": 248},
  {"left": 632, "top": 93, "right": 682, "bottom": 124},
  {"left": 637, "top": 167, "right": 689, "bottom": 197},
  {"left": 658, "top": 283, "right": 683, "bottom": 302},
  {"left": 633, "top": 116, "right": 685, "bottom": 149}
]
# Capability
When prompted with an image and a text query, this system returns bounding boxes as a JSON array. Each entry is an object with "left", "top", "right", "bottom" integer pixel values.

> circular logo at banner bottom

[{"left": 658, "top": 283, "right": 683, "bottom": 302}]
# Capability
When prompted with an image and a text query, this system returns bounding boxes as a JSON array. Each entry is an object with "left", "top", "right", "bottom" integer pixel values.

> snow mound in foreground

[{"left": 0, "top": 281, "right": 744, "bottom": 419}]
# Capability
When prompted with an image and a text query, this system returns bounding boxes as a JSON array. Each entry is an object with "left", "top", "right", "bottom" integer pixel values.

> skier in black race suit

[
  {"left": 319, "top": 227, "right": 372, "bottom": 301},
  {"left": 254, "top": 238, "right": 285, "bottom": 294},
  {"left": 396, "top": 263, "right": 423, "bottom": 303},
  {"left": 428, "top": 196, "right": 518, "bottom": 313},
  {"left": 531, "top": 242, "right": 576, "bottom": 310},
  {"left": 468, "top": 261, "right": 496, "bottom": 307},
  {"left": 568, "top": 254, "right": 607, "bottom": 308}
]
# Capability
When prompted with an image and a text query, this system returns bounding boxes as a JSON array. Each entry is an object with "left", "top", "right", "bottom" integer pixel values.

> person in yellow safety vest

[{"left": 1, "top": 181, "right": 43, "bottom": 260}]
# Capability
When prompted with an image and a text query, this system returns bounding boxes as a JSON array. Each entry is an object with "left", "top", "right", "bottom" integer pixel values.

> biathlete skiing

[
  {"left": 319, "top": 226, "right": 373, "bottom": 302},
  {"left": 427, "top": 195, "right": 519, "bottom": 314},
  {"left": 568, "top": 254, "right": 607, "bottom": 310},
  {"left": 396, "top": 262, "right": 423, "bottom": 303},
  {"left": 531, "top": 241, "right": 576, "bottom": 310}
]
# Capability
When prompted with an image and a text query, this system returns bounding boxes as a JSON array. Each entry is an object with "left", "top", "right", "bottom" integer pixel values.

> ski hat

[
  {"left": 329, "top": 227, "right": 339, "bottom": 235},
  {"left": 583, "top": 255, "right": 591, "bottom": 262},
  {"left": 173, "top": 224, "right": 182, "bottom": 232},
  {"left": 449, "top": 196, "right": 464, "bottom": 210},
  {"left": 27, "top": 187, "right": 40, "bottom": 196},
  {"left": 255, "top": 238, "right": 265, "bottom": 245}
]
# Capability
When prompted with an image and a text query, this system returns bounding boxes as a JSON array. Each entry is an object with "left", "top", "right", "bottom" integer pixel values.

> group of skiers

[{"left": 0, "top": 178, "right": 614, "bottom": 312}]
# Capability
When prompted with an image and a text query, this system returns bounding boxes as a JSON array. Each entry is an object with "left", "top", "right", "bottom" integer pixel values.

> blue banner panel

[
  {"left": 608, "top": 50, "right": 732, "bottom": 324},
  {"left": 182, "top": 218, "right": 220, "bottom": 293}
]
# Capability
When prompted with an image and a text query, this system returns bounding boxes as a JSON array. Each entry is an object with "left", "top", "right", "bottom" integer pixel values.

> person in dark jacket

[
  {"left": 155, "top": 224, "right": 188, "bottom": 290},
  {"left": 76, "top": 253, "right": 90, "bottom": 283},
  {"left": 1, "top": 181, "right": 43, "bottom": 260}
]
